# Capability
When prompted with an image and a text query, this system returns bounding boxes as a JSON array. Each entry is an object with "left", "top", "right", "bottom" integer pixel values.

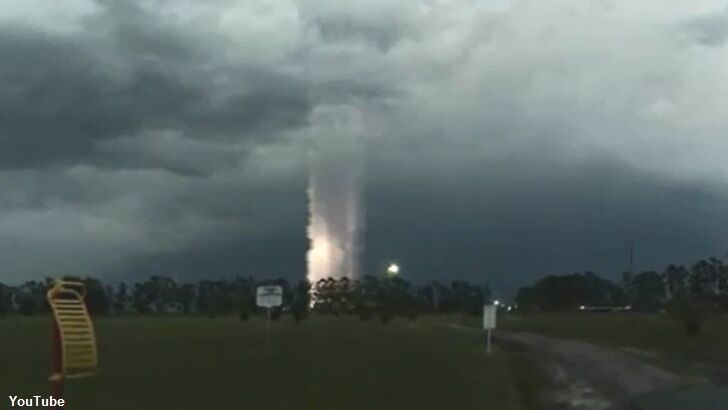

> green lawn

[
  {"left": 498, "top": 312, "right": 728, "bottom": 362},
  {"left": 0, "top": 315, "right": 521, "bottom": 410}
]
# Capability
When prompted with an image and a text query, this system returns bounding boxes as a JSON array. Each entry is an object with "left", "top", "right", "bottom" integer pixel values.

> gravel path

[
  {"left": 444, "top": 324, "right": 700, "bottom": 408},
  {"left": 495, "top": 330, "right": 689, "bottom": 406}
]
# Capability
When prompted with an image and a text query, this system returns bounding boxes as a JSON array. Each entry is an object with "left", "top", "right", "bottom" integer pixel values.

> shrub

[{"left": 666, "top": 296, "right": 703, "bottom": 336}]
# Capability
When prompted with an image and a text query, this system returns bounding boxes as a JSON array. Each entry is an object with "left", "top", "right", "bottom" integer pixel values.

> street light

[{"left": 386, "top": 263, "right": 400, "bottom": 276}]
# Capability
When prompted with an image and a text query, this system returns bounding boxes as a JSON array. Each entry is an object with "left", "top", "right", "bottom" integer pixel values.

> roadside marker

[
  {"left": 483, "top": 304, "right": 497, "bottom": 354},
  {"left": 256, "top": 285, "right": 283, "bottom": 353}
]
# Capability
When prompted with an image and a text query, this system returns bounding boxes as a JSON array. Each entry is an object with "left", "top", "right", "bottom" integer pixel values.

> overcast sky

[{"left": 1, "top": 0, "right": 728, "bottom": 294}]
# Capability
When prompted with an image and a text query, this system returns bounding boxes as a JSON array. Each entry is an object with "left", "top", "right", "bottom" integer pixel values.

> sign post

[
  {"left": 482, "top": 304, "right": 497, "bottom": 354},
  {"left": 256, "top": 286, "right": 283, "bottom": 353}
]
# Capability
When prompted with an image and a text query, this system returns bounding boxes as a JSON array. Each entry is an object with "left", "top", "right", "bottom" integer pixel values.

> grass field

[
  {"left": 498, "top": 312, "right": 728, "bottom": 362},
  {"left": 0, "top": 315, "right": 522, "bottom": 410}
]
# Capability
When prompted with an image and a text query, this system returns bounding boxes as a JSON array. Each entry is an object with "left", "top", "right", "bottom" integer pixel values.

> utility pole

[
  {"left": 627, "top": 239, "right": 635, "bottom": 276},
  {"left": 432, "top": 279, "right": 439, "bottom": 313},
  {"left": 622, "top": 239, "right": 635, "bottom": 293}
]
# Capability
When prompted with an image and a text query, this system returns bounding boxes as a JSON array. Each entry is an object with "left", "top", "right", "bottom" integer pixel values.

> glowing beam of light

[{"left": 305, "top": 106, "right": 365, "bottom": 284}]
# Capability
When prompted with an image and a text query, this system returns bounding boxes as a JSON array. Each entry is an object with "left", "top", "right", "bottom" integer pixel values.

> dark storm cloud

[
  {"left": 298, "top": 0, "right": 412, "bottom": 51},
  {"left": 682, "top": 6, "right": 728, "bottom": 46},
  {"left": 0, "top": 31, "right": 120, "bottom": 168},
  {"left": 313, "top": 18, "right": 402, "bottom": 52},
  {"left": 364, "top": 151, "right": 728, "bottom": 295},
  {"left": 120, "top": 202, "right": 309, "bottom": 282},
  {"left": 0, "top": 7, "right": 311, "bottom": 171},
  {"left": 96, "top": 0, "right": 202, "bottom": 64},
  {"left": 313, "top": 80, "right": 400, "bottom": 104},
  {"left": 111, "top": 163, "right": 310, "bottom": 281},
  {"left": 2, "top": 0, "right": 728, "bottom": 289},
  {"left": 120, "top": 231, "right": 308, "bottom": 282}
]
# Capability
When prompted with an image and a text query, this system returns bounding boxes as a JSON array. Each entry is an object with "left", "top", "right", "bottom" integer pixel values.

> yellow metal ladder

[{"left": 47, "top": 281, "right": 98, "bottom": 380}]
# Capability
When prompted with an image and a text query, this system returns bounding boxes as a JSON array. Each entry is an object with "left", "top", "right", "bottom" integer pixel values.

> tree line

[
  {"left": 0, "top": 274, "right": 492, "bottom": 323},
  {"left": 5, "top": 255, "right": 725, "bottom": 332},
  {"left": 514, "top": 256, "right": 728, "bottom": 334}
]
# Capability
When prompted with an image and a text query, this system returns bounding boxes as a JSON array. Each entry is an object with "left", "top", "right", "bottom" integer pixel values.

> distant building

[{"left": 578, "top": 305, "right": 632, "bottom": 313}]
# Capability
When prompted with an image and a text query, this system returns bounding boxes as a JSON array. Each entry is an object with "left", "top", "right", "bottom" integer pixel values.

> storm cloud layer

[{"left": 1, "top": 0, "right": 728, "bottom": 293}]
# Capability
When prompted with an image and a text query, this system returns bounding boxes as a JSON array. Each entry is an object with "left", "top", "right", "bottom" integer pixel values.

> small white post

[
  {"left": 483, "top": 304, "right": 497, "bottom": 355},
  {"left": 486, "top": 329, "right": 492, "bottom": 354},
  {"left": 256, "top": 285, "right": 283, "bottom": 355},
  {"left": 266, "top": 307, "right": 272, "bottom": 354}
]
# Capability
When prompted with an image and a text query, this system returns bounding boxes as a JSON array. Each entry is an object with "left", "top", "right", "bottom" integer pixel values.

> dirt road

[
  {"left": 496, "top": 330, "right": 690, "bottom": 408},
  {"left": 445, "top": 324, "right": 697, "bottom": 408}
]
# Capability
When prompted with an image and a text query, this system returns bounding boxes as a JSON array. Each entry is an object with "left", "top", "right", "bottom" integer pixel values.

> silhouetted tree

[
  {"left": 628, "top": 271, "right": 665, "bottom": 312},
  {"left": 292, "top": 279, "right": 311, "bottom": 323},
  {"left": 0, "top": 283, "right": 12, "bottom": 318},
  {"left": 664, "top": 264, "right": 689, "bottom": 299},
  {"left": 179, "top": 283, "right": 195, "bottom": 315},
  {"left": 78, "top": 277, "right": 110, "bottom": 315},
  {"left": 15, "top": 280, "right": 49, "bottom": 315},
  {"left": 114, "top": 282, "right": 129, "bottom": 314},
  {"left": 235, "top": 278, "right": 254, "bottom": 321},
  {"left": 514, "top": 272, "right": 625, "bottom": 311},
  {"left": 353, "top": 275, "right": 380, "bottom": 321},
  {"left": 313, "top": 277, "right": 337, "bottom": 314},
  {"left": 197, "top": 280, "right": 219, "bottom": 318},
  {"left": 666, "top": 294, "right": 702, "bottom": 336},
  {"left": 132, "top": 282, "right": 153, "bottom": 315}
]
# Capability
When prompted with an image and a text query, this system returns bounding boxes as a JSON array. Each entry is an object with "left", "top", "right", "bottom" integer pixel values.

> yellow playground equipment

[{"left": 47, "top": 280, "right": 98, "bottom": 387}]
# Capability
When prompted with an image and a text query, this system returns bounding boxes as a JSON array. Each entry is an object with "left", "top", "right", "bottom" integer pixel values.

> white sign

[
  {"left": 483, "top": 304, "right": 497, "bottom": 330},
  {"left": 256, "top": 286, "right": 283, "bottom": 308}
]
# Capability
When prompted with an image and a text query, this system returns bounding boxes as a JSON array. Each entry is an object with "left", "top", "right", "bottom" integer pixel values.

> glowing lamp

[{"left": 386, "top": 263, "right": 400, "bottom": 275}]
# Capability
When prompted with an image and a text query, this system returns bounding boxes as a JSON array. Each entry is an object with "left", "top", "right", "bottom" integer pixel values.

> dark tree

[
  {"left": 179, "top": 283, "right": 195, "bottom": 315},
  {"left": 628, "top": 271, "right": 665, "bottom": 312},
  {"left": 15, "top": 280, "right": 48, "bottom": 316},
  {"left": 114, "top": 283, "right": 128, "bottom": 314},
  {"left": 514, "top": 272, "right": 625, "bottom": 311},
  {"left": 236, "top": 278, "right": 254, "bottom": 321},
  {"left": 664, "top": 264, "right": 689, "bottom": 298},
  {"left": 82, "top": 277, "right": 111, "bottom": 315},
  {"left": 132, "top": 282, "right": 152, "bottom": 315},
  {"left": 0, "top": 283, "right": 12, "bottom": 318},
  {"left": 292, "top": 279, "right": 311, "bottom": 323},
  {"left": 197, "top": 280, "right": 219, "bottom": 318},
  {"left": 353, "top": 275, "right": 381, "bottom": 321}
]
